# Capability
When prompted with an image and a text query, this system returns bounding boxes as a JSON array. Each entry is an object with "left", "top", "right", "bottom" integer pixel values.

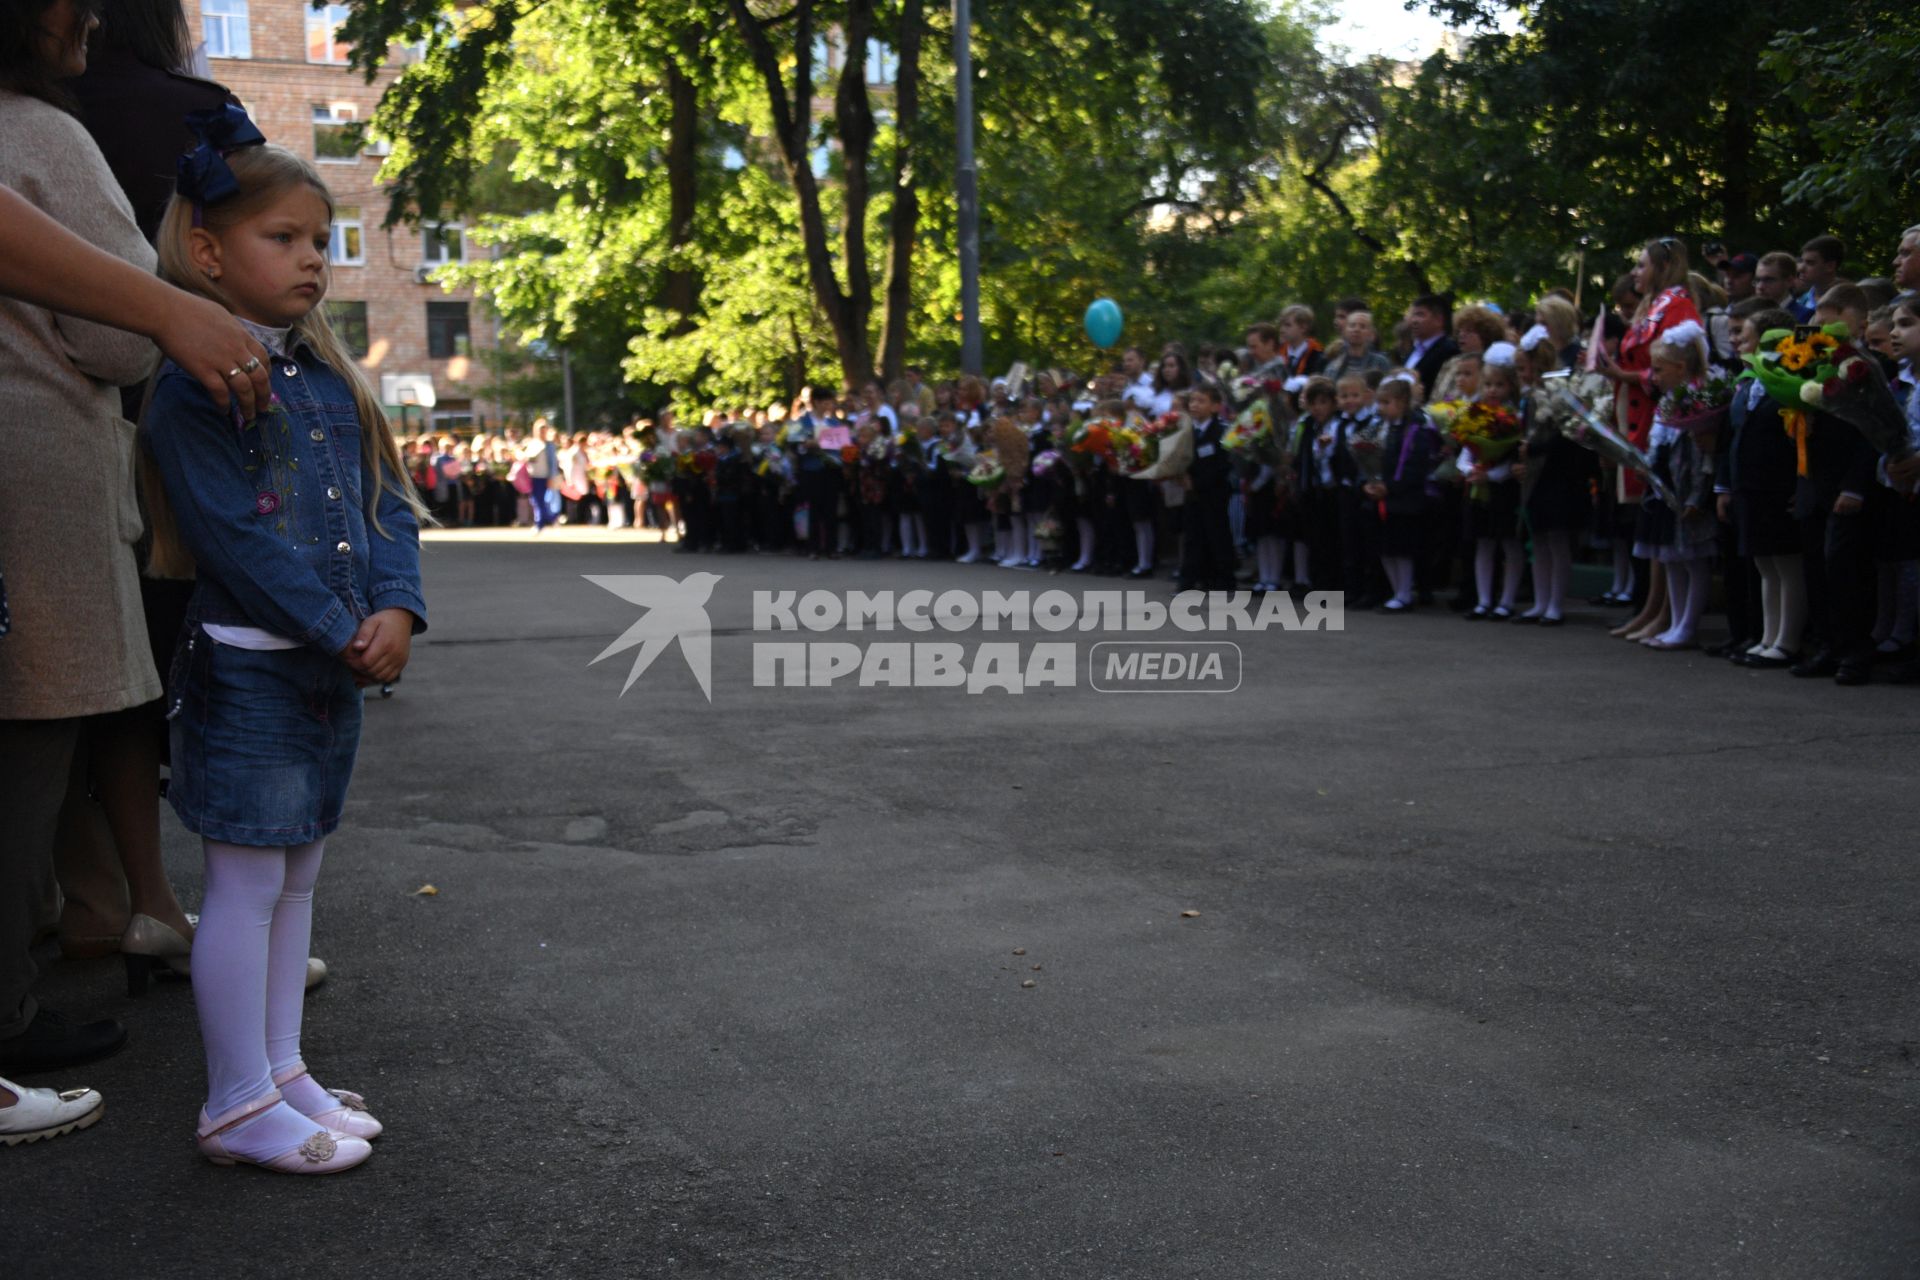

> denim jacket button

[
  {"left": 309, "top": 428, "right": 326, "bottom": 442},
  {"left": 284, "top": 365, "right": 298, "bottom": 377},
  {"left": 335, "top": 540, "right": 351, "bottom": 554},
  {"left": 326, "top": 486, "right": 342, "bottom": 501}
]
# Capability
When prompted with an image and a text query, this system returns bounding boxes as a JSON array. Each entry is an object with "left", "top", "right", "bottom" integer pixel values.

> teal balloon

[{"left": 1084, "top": 297, "right": 1123, "bottom": 349}]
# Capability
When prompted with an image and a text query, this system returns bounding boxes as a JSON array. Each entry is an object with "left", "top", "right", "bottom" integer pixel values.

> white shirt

[{"left": 1121, "top": 373, "right": 1156, "bottom": 414}]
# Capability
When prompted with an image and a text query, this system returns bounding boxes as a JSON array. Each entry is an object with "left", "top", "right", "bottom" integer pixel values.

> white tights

[
  {"left": 1133, "top": 520, "right": 1155, "bottom": 573},
  {"left": 193, "top": 839, "right": 334, "bottom": 1157},
  {"left": 1255, "top": 535, "right": 1284, "bottom": 587},
  {"left": 1380, "top": 555, "right": 1416, "bottom": 604},
  {"left": 1523, "top": 530, "right": 1573, "bottom": 619},
  {"left": 1658, "top": 556, "right": 1713, "bottom": 644},
  {"left": 1753, "top": 553, "right": 1808, "bottom": 656},
  {"left": 1475, "top": 538, "right": 1523, "bottom": 609}
]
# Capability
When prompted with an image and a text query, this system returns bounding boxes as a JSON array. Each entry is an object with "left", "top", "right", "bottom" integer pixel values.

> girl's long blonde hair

[{"left": 143, "top": 143, "right": 430, "bottom": 579}]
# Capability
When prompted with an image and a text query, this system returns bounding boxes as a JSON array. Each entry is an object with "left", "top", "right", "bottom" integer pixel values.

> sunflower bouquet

[{"left": 1745, "top": 324, "right": 1913, "bottom": 473}]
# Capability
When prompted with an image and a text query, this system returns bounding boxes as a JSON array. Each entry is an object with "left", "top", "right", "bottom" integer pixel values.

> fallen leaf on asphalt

[
  {"left": 413, "top": 884, "right": 438, "bottom": 896},
  {"left": 1180, "top": 910, "right": 1201, "bottom": 918},
  {"left": 1316, "top": 789, "right": 1329, "bottom": 796},
  {"left": 1012, "top": 948, "right": 1027, "bottom": 956},
  {"left": 1031, "top": 964, "right": 1043, "bottom": 971},
  {"left": 1021, "top": 979, "right": 1037, "bottom": 989}
]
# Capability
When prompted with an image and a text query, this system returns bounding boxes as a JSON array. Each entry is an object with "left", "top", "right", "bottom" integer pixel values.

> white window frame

[
  {"left": 421, "top": 222, "right": 466, "bottom": 267},
  {"left": 202, "top": 0, "right": 251, "bottom": 59},
  {"left": 329, "top": 206, "right": 364, "bottom": 266},
  {"left": 313, "top": 102, "right": 360, "bottom": 165},
  {"left": 865, "top": 38, "right": 897, "bottom": 86},
  {"left": 306, "top": 3, "right": 353, "bottom": 65}
]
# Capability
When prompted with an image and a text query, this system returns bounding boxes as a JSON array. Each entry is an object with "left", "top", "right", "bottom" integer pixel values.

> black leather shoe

[
  {"left": 1834, "top": 661, "right": 1872, "bottom": 686},
  {"left": 0, "top": 1006, "right": 127, "bottom": 1074},
  {"left": 1790, "top": 651, "right": 1839, "bottom": 678},
  {"left": 1510, "top": 613, "right": 1541, "bottom": 625},
  {"left": 1537, "top": 616, "right": 1566, "bottom": 628}
]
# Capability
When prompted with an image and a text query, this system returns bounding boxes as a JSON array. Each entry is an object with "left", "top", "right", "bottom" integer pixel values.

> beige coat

[{"left": 0, "top": 91, "right": 161, "bottom": 720}]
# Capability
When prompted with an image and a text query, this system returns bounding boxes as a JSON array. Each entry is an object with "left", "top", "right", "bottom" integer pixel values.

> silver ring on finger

[
  {"left": 241, "top": 356, "right": 262, "bottom": 373},
  {"left": 226, "top": 367, "right": 244, "bottom": 380}
]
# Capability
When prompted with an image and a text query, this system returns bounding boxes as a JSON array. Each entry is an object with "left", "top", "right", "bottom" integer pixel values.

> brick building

[{"left": 180, "top": 0, "right": 506, "bottom": 434}]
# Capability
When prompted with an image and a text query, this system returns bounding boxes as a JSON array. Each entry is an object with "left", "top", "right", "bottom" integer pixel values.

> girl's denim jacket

[{"left": 145, "top": 337, "right": 427, "bottom": 655}]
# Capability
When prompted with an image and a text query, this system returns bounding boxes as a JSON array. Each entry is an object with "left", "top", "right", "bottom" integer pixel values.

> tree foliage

[{"left": 340, "top": 0, "right": 1919, "bottom": 413}]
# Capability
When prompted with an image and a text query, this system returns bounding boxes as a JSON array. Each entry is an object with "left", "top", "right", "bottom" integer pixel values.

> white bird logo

[{"left": 584, "top": 572, "right": 723, "bottom": 701}]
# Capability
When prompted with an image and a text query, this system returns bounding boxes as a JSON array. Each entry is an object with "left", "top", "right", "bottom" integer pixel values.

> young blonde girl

[
  {"left": 142, "top": 126, "right": 427, "bottom": 1174},
  {"left": 1637, "top": 322, "right": 1715, "bottom": 649},
  {"left": 1463, "top": 344, "right": 1525, "bottom": 620}
]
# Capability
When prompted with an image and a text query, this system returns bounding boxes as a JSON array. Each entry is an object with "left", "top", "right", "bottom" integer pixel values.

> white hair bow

[
  {"left": 1520, "top": 324, "right": 1552, "bottom": 352},
  {"left": 1484, "top": 341, "right": 1519, "bottom": 368}
]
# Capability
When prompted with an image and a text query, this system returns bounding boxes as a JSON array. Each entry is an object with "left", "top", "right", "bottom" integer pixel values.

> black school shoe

[
  {"left": 1834, "top": 660, "right": 1873, "bottom": 687},
  {"left": 0, "top": 1006, "right": 127, "bottom": 1074},
  {"left": 1789, "top": 650, "right": 1840, "bottom": 678}
]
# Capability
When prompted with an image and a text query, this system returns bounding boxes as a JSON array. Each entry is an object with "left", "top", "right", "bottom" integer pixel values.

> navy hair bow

[{"left": 176, "top": 105, "right": 267, "bottom": 208}]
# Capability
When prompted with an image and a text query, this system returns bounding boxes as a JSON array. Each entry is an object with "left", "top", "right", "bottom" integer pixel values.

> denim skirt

[{"left": 166, "top": 625, "right": 363, "bottom": 847}]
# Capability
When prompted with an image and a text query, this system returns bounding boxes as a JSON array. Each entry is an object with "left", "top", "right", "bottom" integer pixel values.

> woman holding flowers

[{"left": 1598, "top": 237, "right": 1702, "bottom": 640}]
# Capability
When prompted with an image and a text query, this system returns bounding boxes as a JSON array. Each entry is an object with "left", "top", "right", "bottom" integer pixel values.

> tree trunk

[
  {"left": 662, "top": 47, "right": 701, "bottom": 329},
  {"left": 724, "top": 0, "right": 875, "bottom": 385},
  {"left": 876, "top": 0, "right": 923, "bottom": 384}
]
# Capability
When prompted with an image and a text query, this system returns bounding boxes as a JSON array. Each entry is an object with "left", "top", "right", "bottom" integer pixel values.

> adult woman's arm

[{"left": 0, "top": 184, "right": 269, "bottom": 415}]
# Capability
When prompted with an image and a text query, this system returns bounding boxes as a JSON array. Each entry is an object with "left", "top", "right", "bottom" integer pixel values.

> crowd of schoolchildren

[{"left": 410, "top": 229, "right": 1920, "bottom": 689}]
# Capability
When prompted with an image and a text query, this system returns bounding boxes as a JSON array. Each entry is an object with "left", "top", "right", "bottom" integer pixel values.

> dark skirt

[
  {"left": 1734, "top": 488, "right": 1802, "bottom": 559},
  {"left": 1632, "top": 498, "right": 1676, "bottom": 558},
  {"left": 1523, "top": 464, "right": 1592, "bottom": 534},
  {"left": 1468, "top": 479, "right": 1520, "bottom": 540},
  {"left": 1380, "top": 509, "right": 1425, "bottom": 558},
  {"left": 1244, "top": 483, "right": 1280, "bottom": 540},
  {"left": 1124, "top": 477, "right": 1156, "bottom": 522}
]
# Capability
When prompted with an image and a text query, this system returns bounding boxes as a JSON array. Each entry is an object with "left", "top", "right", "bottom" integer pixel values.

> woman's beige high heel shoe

[
  {"left": 120, "top": 914, "right": 191, "bottom": 996},
  {"left": 121, "top": 914, "right": 328, "bottom": 996},
  {"left": 195, "top": 1091, "right": 371, "bottom": 1174}
]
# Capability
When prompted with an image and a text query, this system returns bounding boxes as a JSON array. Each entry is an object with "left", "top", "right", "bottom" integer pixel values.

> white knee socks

[{"left": 1133, "top": 521, "right": 1155, "bottom": 573}]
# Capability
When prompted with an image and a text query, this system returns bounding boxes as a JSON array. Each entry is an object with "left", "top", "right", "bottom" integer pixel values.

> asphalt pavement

[{"left": 11, "top": 532, "right": 1918, "bottom": 1279}]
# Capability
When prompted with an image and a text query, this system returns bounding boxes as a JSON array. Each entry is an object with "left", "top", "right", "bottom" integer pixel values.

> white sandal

[
  {"left": 273, "top": 1063, "right": 383, "bottom": 1141},
  {"left": 196, "top": 1090, "right": 371, "bottom": 1174},
  {"left": 0, "top": 1077, "right": 104, "bottom": 1146}
]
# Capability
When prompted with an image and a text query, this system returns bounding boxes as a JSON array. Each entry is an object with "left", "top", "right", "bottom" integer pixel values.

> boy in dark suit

[{"left": 1177, "top": 385, "right": 1238, "bottom": 592}]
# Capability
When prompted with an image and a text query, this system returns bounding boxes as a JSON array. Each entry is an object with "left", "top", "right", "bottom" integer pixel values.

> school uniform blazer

[
  {"left": 1188, "top": 417, "right": 1235, "bottom": 494},
  {"left": 1717, "top": 383, "right": 1797, "bottom": 497},
  {"left": 1793, "top": 410, "right": 1879, "bottom": 518},
  {"left": 1380, "top": 419, "right": 1439, "bottom": 515}
]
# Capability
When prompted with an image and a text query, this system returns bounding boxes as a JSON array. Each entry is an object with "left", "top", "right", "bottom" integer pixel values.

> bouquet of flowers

[
  {"left": 1659, "top": 373, "right": 1738, "bottom": 442},
  {"left": 966, "top": 449, "right": 1006, "bottom": 489},
  {"left": 1070, "top": 419, "right": 1117, "bottom": 460},
  {"left": 1744, "top": 324, "right": 1914, "bottom": 474},
  {"left": 1225, "top": 400, "right": 1287, "bottom": 467},
  {"left": 864, "top": 436, "right": 891, "bottom": 464},
  {"left": 1031, "top": 449, "right": 1066, "bottom": 478},
  {"left": 839, "top": 443, "right": 861, "bottom": 467},
  {"left": 637, "top": 449, "right": 671, "bottom": 486},
  {"left": 1345, "top": 415, "right": 1387, "bottom": 486},
  {"left": 1125, "top": 412, "right": 1195, "bottom": 481},
  {"left": 894, "top": 430, "right": 924, "bottom": 464},
  {"left": 1539, "top": 373, "right": 1680, "bottom": 508},
  {"left": 1433, "top": 400, "right": 1521, "bottom": 500}
]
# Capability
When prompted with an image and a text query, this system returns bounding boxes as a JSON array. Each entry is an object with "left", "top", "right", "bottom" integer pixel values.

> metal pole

[
  {"left": 561, "top": 346, "right": 577, "bottom": 433},
  {"left": 953, "top": 0, "right": 982, "bottom": 377}
]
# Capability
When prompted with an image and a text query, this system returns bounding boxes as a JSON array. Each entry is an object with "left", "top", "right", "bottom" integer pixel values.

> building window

[
  {"left": 313, "top": 103, "right": 359, "bottom": 164},
  {"left": 326, "top": 301, "right": 369, "bottom": 358},
  {"left": 421, "top": 223, "right": 465, "bottom": 266},
  {"left": 865, "top": 39, "right": 897, "bottom": 86},
  {"left": 426, "top": 301, "right": 470, "bottom": 359},
  {"left": 306, "top": 3, "right": 353, "bottom": 64},
  {"left": 202, "top": 0, "right": 251, "bottom": 58},
  {"left": 329, "top": 205, "right": 364, "bottom": 265}
]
